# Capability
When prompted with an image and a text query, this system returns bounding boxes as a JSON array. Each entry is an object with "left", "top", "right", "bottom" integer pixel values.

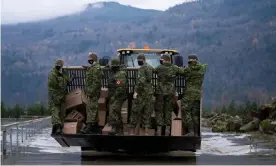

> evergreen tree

[
  {"left": 251, "top": 101, "right": 258, "bottom": 111},
  {"left": 228, "top": 100, "right": 236, "bottom": 115},
  {"left": 221, "top": 105, "right": 227, "bottom": 113},
  {"left": 1, "top": 101, "right": 6, "bottom": 118}
]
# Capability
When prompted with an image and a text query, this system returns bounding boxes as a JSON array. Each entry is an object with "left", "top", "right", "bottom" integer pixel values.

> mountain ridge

[{"left": 1, "top": 0, "right": 276, "bottom": 108}]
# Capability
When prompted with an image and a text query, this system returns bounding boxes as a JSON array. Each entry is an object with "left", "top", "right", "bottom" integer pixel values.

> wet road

[
  {"left": 6, "top": 150, "right": 276, "bottom": 165},
  {"left": 2, "top": 127, "right": 276, "bottom": 165}
]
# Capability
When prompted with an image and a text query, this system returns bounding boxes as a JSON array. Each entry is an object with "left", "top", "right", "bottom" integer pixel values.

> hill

[{"left": 1, "top": 0, "right": 276, "bottom": 108}]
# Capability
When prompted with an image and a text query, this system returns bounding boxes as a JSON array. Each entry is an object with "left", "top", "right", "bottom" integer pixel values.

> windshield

[{"left": 125, "top": 52, "right": 161, "bottom": 68}]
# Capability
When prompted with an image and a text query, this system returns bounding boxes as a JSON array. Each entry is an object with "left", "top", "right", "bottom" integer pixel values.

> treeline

[
  {"left": 2, "top": 99, "right": 260, "bottom": 119},
  {"left": 1, "top": 101, "right": 50, "bottom": 118},
  {"left": 203, "top": 100, "right": 260, "bottom": 118}
]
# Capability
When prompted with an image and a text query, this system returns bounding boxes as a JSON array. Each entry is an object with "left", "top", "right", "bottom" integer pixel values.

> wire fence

[{"left": 1, "top": 117, "right": 52, "bottom": 164}]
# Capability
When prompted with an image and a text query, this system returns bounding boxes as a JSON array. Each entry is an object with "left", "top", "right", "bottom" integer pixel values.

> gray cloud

[{"left": 1, "top": 0, "right": 192, "bottom": 24}]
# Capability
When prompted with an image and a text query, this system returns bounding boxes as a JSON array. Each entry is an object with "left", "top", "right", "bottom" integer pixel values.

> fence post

[
  {"left": 21, "top": 126, "right": 24, "bottom": 143},
  {"left": 1, "top": 116, "right": 51, "bottom": 158},
  {"left": 25, "top": 125, "right": 28, "bottom": 140},
  {"left": 29, "top": 124, "right": 31, "bottom": 137},
  {"left": 16, "top": 125, "right": 19, "bottom": 156},
  {"left": 9, "top": 129, "right": 12, "bottom": 155},
  {"left": 2, "top": 130, "right": 7, "bottom": 156},
  {"left": 33, "top": 122, "right": 35, "bottom": 135}
]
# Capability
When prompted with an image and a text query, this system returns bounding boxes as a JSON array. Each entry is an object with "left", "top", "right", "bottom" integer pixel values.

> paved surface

[
  {"left": 3, "top": 151, "right": 276, "bottom": 165},
  {"left": 1, "top": 127, "right": 276, "bottom": 165}
]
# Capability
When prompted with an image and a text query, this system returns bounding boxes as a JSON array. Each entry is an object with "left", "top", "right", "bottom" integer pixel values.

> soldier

[
  {"left": 107, "top": 58, "right": 127, "bottom": 135},
  {"left": 48, "top": 59, "right": 74, "bottom": 134},
  {"left": 128, "top": 54, "right": 154, "bottom": 136},
  {"left": 155, "top": 54, "right": 186, "bottom": 136},
  {"left": 181, "top": 54, "right": 207, "bottom": 136},
  {"left": 81, "top": 52, "right": 102, "bottom": 134}
]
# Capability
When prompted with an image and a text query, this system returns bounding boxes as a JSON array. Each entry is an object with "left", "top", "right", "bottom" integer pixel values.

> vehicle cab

[{"left": 116, "top": 46, "right": 184, "bottom": 68}]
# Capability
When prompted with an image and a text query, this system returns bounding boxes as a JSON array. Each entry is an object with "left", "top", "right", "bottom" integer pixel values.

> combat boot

[
  {"left": 156, "top": 126, "right": 162, "bottom": 136},
  {"left": 118, "top": 123, "right": 124, "bottom": 136},
  {"left": 165, "top": 126, "right": 171, "bottom": 136},
  {"left": 81, "top": 123, "right": 98, "bottom": 134},
  {"left": 53, "top": 124, "right": 62, "bottom": 134},
  {"left": 51, "top": 125, "right": 56, "bottom": 135},
  {"left": 184, "top": 132, "right": 195, "bottom": 136},
  {"left": 128, "top": 127, "right": 135, "bottom": 135},
  {"left": 108, "top": 124, "right": 119, "bottom": 135},
  {"left": 185, "top": 126, "right": 196, "bottom": 136}
]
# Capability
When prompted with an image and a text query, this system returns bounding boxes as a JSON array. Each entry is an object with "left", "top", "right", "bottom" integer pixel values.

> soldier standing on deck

[
  {"left": 128, "top": 54, "right": 154, "bottom": 136},
  {"left": 107, "top": 58, "right": 127, "bottom": 135},
  {"left": 181, "top": 54, "right": 207, "bottom": 136},
  {"left": 155, "top": 53, "right": 186, "bottom": 136},
  {"left": 81, "top": 52, "right": 102, "bottom": 134},
  {"left": 48, "top": 59, "right": 75, "bottom": 134}
]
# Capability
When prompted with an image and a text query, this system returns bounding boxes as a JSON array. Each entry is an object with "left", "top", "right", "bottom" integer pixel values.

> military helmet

[
  {"left": 55, "top": 59, "right": 64, "bottom": 67},
  {"left": 188, "top": 54, "right": 198, "bottom": 60},
  {"left": 137, "top": 54, "right": 146, "bottom": 61},
  {"left": 88, "top": 52, "right": 98, "bottom": 61},
  {"left": 111, "top": 58, "right": 120, "bottom": 66},
  {"left": 161, "top": 54, "right": 170, "bottom": 61}
]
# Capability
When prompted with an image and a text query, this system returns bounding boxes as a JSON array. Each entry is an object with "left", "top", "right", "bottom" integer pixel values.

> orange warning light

[{"left": 144, "top": 45, "right": 150, "bottom": 49}]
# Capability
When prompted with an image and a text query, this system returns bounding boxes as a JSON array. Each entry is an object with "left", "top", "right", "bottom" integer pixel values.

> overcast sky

[{"left": 1, "top": 0, "right": 192, "bottom": 24}]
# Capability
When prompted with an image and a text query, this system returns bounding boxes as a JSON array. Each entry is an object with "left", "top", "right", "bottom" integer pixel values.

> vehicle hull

[{"left": 51, "top": 134, "right": 201, "bottom": 154}]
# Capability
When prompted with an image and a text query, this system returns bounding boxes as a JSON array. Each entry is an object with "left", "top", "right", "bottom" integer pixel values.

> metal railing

[
  {"left": 1, "top": 116, "right": 51, "bottom": 158},
  {"left": 247, "top": 135, "right": 276, "bottom": 156}
]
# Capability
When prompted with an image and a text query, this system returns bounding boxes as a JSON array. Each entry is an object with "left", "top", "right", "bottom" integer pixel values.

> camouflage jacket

[
  {"left": 85, "top": 61, "right": 102, "bottom": 98},
  {"left": 183, "top": 62, "right": 207, "bottom": 100},
  {"left": 48, "top": 68, "right": 69, "bottom": 104},
  {"left": 156, "top": 62, "right": 186, "bottom": 95},
  {"left": 107, "top": 70, "right": 127, "bottom": 100},
  {"left": 134, "top": 62, "right": 154, "bottom": 96}
]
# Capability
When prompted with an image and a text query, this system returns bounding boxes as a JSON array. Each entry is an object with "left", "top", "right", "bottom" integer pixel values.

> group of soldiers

[{"left": 48, "top": 52, "right": 207, "bottom": 136}]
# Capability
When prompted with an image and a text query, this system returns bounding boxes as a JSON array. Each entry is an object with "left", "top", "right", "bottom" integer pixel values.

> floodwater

[{"left": 2, "top": 127, "right": 276, "bottom": 165}]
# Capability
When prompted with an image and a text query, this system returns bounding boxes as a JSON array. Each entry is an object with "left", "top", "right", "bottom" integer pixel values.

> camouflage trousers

[
  {"left": 86, "top": 96, "right": 99, "bottom": 124},
  {"left": 50, "top": 103, "right": 66, "bottom": 125},
  {"left": 155, "top": 94, "right": 174, "bottom": 126},
  {"left": 108, "top": 97, "right": 124, "bottom": 126},
  {"left": 129, "top": 94, "right": 154, "bottom": 128},
  {"left": 181, "top": 97, "right": 200, "bottom": 133}
]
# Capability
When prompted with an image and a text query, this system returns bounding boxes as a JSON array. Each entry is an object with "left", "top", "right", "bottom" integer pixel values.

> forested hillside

[{"left": 1, "top": 0, "right": 276, "bottom": 108}]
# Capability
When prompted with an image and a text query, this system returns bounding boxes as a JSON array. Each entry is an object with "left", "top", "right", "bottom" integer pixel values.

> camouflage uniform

[
  {"left": 129, "top": 54, "right": 154, "bottom": 135},
  {"left": 48, "top": 59, "right": 69, "bottom": 134},
  {"left": 81, "top": 52, "right": 102, "bottom": 134},
  {"left": 107, "top": 58, "right": 127, "bottom": 135},
  {"left": 181, "top": 55, "right": 207, "bottom": 136},
  {"left": 155, "top": 54, "right": 186, "bottom": 136}
]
